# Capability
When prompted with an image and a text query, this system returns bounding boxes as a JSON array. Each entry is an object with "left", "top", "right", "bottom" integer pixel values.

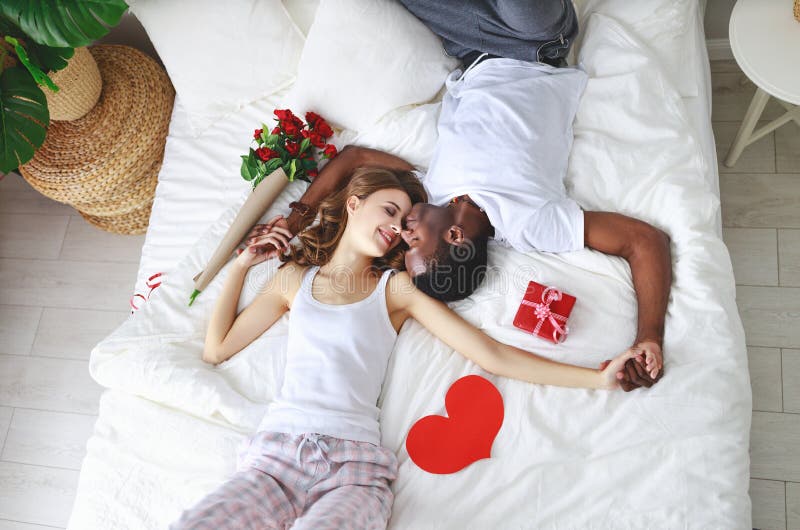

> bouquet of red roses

[{"left": 241, "top": 109, "right": 338, "bottom": 188}]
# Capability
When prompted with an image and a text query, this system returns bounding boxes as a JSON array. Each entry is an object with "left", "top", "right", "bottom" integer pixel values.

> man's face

[{"left": 401, "top": 202, "right": 453, "bottom": 277}]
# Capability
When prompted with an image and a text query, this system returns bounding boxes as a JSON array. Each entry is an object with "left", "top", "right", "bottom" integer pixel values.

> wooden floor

[{"left": 0, "top": 59, "right": 799, "bottom": 529}]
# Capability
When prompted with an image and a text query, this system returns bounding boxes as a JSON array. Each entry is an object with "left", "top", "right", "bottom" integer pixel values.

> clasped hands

[
  {"left": 601, "top": 340, "right": 663, "bottom": 392},
  {"left": 235, "top": 215, "right": 294, "bottom": 266}
]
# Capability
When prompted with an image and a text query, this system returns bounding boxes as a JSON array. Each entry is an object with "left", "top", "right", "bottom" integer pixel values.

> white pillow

[
  {"left": 281, "top": 0, "right": 321, "bottom": 37},
  {"left": 574, "top": 0, "right": 700, "bottom": 97},
  {"left": 128, "top": 0, "right": 306, "bottom": 136},
  {"left": 281, "top": 0, "right": 459, "bottom": 132},
  {"left": 333, "top": 101, "right": 442, "bottom": 169}
]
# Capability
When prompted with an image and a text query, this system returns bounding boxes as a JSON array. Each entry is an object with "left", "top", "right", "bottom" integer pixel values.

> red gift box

[{"left": 513, "top": 281, "right": 576, "bottom": 343}]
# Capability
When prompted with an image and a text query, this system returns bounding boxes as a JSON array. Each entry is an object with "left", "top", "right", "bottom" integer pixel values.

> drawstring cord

[{"left": 295, "top": 434, "right": 331, "bottom": 475}]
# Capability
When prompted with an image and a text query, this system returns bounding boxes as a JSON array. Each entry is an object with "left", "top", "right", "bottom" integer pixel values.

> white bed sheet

[{"left": 70, "top": 4, "right": 752, "bottom": 529}]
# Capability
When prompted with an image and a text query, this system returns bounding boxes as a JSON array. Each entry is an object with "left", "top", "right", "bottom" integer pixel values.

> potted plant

[{"left": 0, "top": 0, "right": 129, "bottom": 173}]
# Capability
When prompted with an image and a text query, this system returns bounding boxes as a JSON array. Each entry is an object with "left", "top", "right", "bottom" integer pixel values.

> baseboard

[{"left": 706, "top": 38, "right": 733, "bottom": 61}]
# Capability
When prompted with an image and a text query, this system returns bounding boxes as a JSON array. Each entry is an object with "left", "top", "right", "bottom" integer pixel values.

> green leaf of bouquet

[
  {"left": 247, "top": 147, "right": 256, "bottom": 165},
  {"left": 265, "top": 157, "right": 282, "bottom": 174},
  {"left": 299, "top": 137, "right": 311, "bottom": 154},
  {"left": 282, "top": 161, "right": 295, "bottom": 182},
  {"left": 265, "top": 134, "right": 280, "bottom": 148},
  {"left": 0, "top": 66, "right": 49, "bottom": 173},
  {"left": 0, "top": 0, "right": 128, "bottom": 48},
  {"left": 300, "top": 158, "right": 316, "bottom": 170},
  {"left": 240, "top": 159, "right": 254, "bottom": 181},
  {"left": 288, "top": 158, "right": 298, "bottom": 181}
]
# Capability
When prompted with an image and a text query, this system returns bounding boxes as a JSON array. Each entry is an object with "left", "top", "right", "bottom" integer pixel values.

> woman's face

[{"left": 346, "top": 188, "right": 413, "bottom": 258}]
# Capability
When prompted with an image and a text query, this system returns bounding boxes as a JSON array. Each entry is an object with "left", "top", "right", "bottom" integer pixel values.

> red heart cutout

[{"left": 406, "top": 375, "right": 504, "bottom": 474}]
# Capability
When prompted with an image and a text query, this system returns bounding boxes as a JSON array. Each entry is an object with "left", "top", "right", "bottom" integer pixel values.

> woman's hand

[
  {"left": 234, "top": 215, "right": 293, "bottom": 268},
  {"left": 599, "top": 347, "right": 646, "bottom": 390},
  {"left": 635, "top": 340, "right": 663, "bottom": 379},
  {"left": 242, "top": 215, "right": 293, "bottom": 247}
]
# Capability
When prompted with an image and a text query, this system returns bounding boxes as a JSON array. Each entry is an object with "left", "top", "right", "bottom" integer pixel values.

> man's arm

[
  {"left": 583, "top": 211, "right": 672, "bottom": 387},
  {"left": 284, "top": 145, "right": 415, "bottom": 235}
]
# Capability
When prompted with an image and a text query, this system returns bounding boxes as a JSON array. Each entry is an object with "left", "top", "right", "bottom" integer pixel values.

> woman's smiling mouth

[{"left": 378, "top": 228, "right": 394, "bottom": 247}]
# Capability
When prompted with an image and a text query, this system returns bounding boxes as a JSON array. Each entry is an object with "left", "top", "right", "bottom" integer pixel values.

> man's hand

[{"left": 599, "top": 341, "right": 664, "bottom": 392}]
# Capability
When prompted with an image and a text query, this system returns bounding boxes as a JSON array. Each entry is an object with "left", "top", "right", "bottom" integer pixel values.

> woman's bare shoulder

[
  {"left": 272, "top": 261, "right": 308, "bottom": 305},
  {"left": 276, "top": 261, "right": 307, "bottom": 280}
]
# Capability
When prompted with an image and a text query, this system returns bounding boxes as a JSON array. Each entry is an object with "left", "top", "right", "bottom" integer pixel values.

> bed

[{"left": 68, "top": 0, "right": 753, "bottom": 528}]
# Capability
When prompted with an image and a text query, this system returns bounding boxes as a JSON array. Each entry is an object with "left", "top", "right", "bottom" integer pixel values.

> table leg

[{"left": 724, "top": 87, "right": 770, "bottom": 167}]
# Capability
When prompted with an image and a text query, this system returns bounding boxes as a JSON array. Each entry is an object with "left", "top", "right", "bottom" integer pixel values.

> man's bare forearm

[
  {"left": 627, "top": 231, "right": 672, "bottom": 347},
  {"left": 285, "top": 145, "right": 415, "bottom": 235}
]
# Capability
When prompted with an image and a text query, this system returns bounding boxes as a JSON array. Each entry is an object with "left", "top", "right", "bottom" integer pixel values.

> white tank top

[{"left": 257, "top": 265, "right": 398, "bottom": 445}]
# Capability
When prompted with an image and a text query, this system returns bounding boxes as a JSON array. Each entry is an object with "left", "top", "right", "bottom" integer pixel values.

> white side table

[{"left": 724, "top": 0, "right": 800, "bottom": 167}]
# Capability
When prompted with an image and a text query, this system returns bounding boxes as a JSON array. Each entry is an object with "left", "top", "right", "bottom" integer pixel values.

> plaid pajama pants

[{"left": 169, "top": 431, "right": 399, "bottom": 530}]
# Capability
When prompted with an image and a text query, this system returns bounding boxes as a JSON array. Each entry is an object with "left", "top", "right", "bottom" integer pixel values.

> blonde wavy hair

[{"left": 279, "top": 167, "right": 427, "bottom": 271}]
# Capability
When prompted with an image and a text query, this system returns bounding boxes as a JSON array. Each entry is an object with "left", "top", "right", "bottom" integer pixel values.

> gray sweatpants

[{"left": 398, "top": 0, "right": 578, "bottom": 67}]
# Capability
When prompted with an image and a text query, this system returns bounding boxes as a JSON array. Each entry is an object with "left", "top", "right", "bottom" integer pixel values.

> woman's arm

[
  {"left": 202, "top": 259, "right": 291, "bottom": 365},
  {"left": 388, "top": 272, "right": 638, "bottom": 390}
]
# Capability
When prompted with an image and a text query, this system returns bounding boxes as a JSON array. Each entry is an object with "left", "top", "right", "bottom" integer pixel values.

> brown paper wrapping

[{"left": 189, "top": 167, "right": 289, "bottom": 305}]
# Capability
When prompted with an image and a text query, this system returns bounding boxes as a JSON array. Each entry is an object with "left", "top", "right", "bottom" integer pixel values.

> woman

[{"left": 171, "top": 167, "right": 644, "bottom": 530}]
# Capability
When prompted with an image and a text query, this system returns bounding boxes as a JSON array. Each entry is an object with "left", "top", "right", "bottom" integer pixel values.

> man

[{"left": 246, "top": 1, "right": 671, "bottom": 391}]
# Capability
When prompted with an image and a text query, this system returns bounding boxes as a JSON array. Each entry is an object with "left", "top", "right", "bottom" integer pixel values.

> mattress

[{"left": 69, "top": 2, "right": 752, "bottom": 529}]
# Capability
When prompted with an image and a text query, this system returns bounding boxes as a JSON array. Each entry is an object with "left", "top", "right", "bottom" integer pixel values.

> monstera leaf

[
  {"left": 0, "top": 0, "right": 128, "bottom": 48},
  {"left": 0, "top": 15, "right": 73, "bottom": 74},
  {"left": 0, "top": 66, "right": 48, "bottom": 172}
]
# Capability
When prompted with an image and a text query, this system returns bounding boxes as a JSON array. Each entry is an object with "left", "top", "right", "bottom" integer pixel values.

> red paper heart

[{"left": 406, "top": 375, "right": 504, "bottom": 474}]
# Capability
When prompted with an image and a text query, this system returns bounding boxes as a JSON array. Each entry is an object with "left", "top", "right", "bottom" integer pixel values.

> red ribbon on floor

[{"left": 129, "top": 272, "right": 165, "bottom": 314}]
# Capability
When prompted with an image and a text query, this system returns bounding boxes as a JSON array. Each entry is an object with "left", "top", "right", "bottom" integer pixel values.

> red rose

[
  {"left": 305, "top": 111, "right": 323, "bottom": 128},
  {"left": 308, "top": 169, "right": 319, "bottom": 179},
  {"left": 323, "top": 144, "right": 338, "bottom": 158},
  {"left": 255, "top": 146, "right": 277, "bottom": 161},
  {"left": 300, "top": 150, "right": 313, "bottom": 159},
  {"left": 316, "top": 120, "right": 333, "bottom": 138},
  {"left": 309, "top": 131, "right": 326, "bottom": 149},
  {"left": 283, "top": 122, "right": 300, "bottom": 138},
  {"left": 253, "top": 128, "right": 263, "bottom": 140},
  {"left": 271, "top": 126, "right": 280, "bottom": 135},
  {"left": 274, "top": 109, "right": 296, "bottom": 122},
  {"left": 301, "top": 129, "right": 310, "bottom": 139},
  {"left": 285, "top": 141, "right": 300, "bottom": 157}
]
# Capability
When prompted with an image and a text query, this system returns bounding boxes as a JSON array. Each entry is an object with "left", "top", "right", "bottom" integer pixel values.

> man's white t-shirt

[{"left": 418, "top": 57, "right": 588, "bottom": 253}]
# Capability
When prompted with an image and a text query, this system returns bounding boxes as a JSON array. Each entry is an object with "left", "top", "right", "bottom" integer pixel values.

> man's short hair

[{"left": 411, "top": 236, "right": 488, "bottom": 302}]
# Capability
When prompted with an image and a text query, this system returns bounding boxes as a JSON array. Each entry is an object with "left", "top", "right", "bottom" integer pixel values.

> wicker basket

[
  {"left": 795, "top": 0, "right": 800, "bottom": 22},
  {"left": 45, "top": 46, "right": 103, "bottom": 121},
  {"left": 20, "top": 45, "right": 175, "bottom": 235}
]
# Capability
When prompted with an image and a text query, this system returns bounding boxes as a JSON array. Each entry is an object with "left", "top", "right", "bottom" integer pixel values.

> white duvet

[{"left": 70, "top": 14, "right": 751, "bottom": 529}]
